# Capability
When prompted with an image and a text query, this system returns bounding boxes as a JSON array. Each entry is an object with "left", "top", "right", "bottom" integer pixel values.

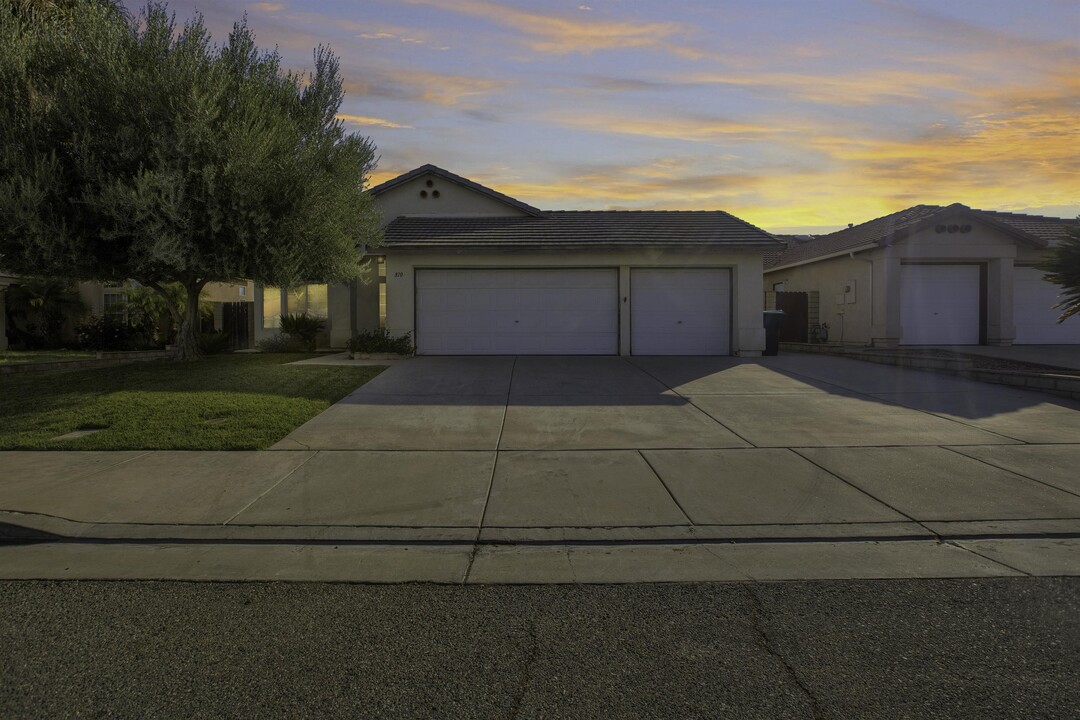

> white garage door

[
  {"left": 631, "top": 268, "right": 731, "bottom": 355},
  {"left": 1014, "top": 267, "right": 1080, "bottom": 344},
  {"left": 900, "top": 265, "right": 981, "bottom": 345},
  {"left": 415, "top": 268, "right": 618, "bottom": 355}
]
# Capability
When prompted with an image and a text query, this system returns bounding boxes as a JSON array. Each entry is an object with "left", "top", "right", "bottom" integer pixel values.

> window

[
  {"left": 286, "top": 284, "right": 328, "bottom": 318},
  {"left": 379, "top": 283, "right": 387, "bottom": 329},
  {"left": 263, "top": 287, "right": 281, "bottom": 329},
  {"left": 103, "top": 291, "right": 127, "bottom": 321},
  {"left": 238, "top": 286, "right": 247, "bottom": 297}
]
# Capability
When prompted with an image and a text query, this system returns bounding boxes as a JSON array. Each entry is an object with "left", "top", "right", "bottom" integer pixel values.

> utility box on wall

[{"left": 836, "top": 279, "right": 856, "bottom": 305}]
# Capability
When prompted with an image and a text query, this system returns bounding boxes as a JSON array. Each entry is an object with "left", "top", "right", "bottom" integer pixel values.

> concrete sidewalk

[
  {"left": 1, "top": 446, "right": 1079, "bottom": 582},
  {"left": 4, "top": 354, "right": 1080, "bottom": 583}
]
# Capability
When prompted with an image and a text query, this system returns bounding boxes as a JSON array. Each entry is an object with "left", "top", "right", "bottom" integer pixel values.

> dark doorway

[
  {"left": 776, "top": 292, "right": 809, "bottom": 343},
  {"left": 221, "top": 302, "right": 252, "bottom": 350}
]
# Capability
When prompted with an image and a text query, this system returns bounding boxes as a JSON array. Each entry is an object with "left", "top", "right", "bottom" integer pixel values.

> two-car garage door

[
  {"left": 415, "top": 268, "right": 730, "bottom": 355},
  {"left": 416, "top": 269, "right": 619, "bottom": 355}
]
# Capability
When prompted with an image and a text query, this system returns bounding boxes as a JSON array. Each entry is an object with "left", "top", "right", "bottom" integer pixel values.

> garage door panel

[
  {"left": 415, "top": 268, "right": 618, "bottom": 355},
  {"left": 1013, "top": 267, "right": 1080, "bottom": 344},
  {"left": 631, "top": 269, "right": 731, "bottom": 356},
  {"left": 900, "top": 265, "right": 981, "bottom": 345}
]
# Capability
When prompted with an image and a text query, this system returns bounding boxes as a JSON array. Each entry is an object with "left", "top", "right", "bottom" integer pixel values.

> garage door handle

[
  {"left": 514, "top": 320, "right": 519, "bottom": 323},
  {"left": 677, "top": 320, "right": 683, "bottom": 324}
]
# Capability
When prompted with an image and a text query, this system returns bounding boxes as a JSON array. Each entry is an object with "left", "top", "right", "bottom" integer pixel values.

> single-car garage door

[
  {"left": 631, "top": 268, "right": 731, "bottom": 355},
  {"left": 900, "top": 264, "right": 981, "bottom": 345},
  {"left": 415, "top": 268, "right": 618, "bottom": 355},
  {"left": 1013, "top": 266, "right": 1080, "bottom": 344}
]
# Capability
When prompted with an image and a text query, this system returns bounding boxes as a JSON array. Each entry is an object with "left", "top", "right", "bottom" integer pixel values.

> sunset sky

[{"left": 161, "top": 0, "right": 1078, "bottom": 233}]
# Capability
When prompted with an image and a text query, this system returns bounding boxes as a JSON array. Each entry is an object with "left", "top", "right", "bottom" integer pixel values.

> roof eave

[
  {"left": 382, "top": 241, "right": 780, "bottom": 253},
  {"left": 766, "top": 242, "right": 879, "bottom": 272}
]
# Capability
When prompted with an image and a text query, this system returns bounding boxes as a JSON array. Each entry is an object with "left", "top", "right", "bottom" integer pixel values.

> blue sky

[{"left": 158, "top": 0, "right": 1078, "bottom": 232}]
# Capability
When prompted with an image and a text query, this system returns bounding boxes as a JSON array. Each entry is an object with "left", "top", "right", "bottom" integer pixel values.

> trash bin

[{"left": 763, "top": 310, "right": 786, "bottom": 356}]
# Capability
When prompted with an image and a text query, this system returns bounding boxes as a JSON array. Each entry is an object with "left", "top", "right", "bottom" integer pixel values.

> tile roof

[
  {"left": 979, "top": 210, "right": 1076, "bottom": 244},
  {"left": 369, "top": 164, "right": 543, "bottom": 217},
  {"left": 383, "top": 211, "right": 782, "bottom": 249},
  {"left": 766, "top": 204, "right": 1076, "bottom": 270}
]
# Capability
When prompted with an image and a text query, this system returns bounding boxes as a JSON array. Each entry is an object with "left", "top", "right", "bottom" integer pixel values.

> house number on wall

[{"left": 393, "top": 272, "right": 404, "bottom": 277}]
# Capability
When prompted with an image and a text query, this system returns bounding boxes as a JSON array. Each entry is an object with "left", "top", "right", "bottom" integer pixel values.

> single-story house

[
  {"left": 254, "top": 164, "right": 782, "bottom": 356},
  {"left": 763, "top": 204, "right": 1079, "bottom": 347}
]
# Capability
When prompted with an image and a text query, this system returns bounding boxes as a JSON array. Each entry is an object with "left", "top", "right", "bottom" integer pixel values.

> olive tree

[{"left": 0, "top": 2, "right": 381, "bottom": 359}]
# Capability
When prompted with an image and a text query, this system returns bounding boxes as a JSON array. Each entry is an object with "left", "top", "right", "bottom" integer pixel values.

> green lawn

[
  {"left": 0, "top": 350, "right": 97, "bottom": 365},
  {"left": 0, "top": 354, "right": 384, "bottom": 450}
]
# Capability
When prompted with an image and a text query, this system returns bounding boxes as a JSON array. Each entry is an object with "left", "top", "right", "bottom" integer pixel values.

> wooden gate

[
  {"left": 776, "top": 292, "right": 809, "bottom": 343},
  {"left": 221, "top": 302, "right": 251, "bottom": 350}
]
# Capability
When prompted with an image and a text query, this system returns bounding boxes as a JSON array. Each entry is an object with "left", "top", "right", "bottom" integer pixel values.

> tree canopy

[
  {"left": 0, "top": 2, "right": 382, "bottom": 358},
  {"left": 1039, "top": 220, "right": 1080, "bottom": 324}
]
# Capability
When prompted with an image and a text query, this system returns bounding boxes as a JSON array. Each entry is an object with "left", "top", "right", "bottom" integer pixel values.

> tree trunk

[{"left": 174, "top": 280, "right": 205, "bottom": 361}]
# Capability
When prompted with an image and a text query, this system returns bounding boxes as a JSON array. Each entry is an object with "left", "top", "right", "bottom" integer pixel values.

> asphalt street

[{"left": 1, "top": 578, "right": 1077, "bottom": 719}]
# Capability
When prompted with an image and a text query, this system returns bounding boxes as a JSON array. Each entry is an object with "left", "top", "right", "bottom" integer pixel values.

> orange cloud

[
  {"left": 337, "top": 114, "right": 412, "bottom": 129},
  {"left": 548, "top": 112, "right": 801, "bottom": 144},
  {"left": 401, "top": 0, "right": 684, "bottom": 54},
  {"left": 247, "top": 2, "right": 285, "bottom": 13},
  {"left": 343, "top": 69, "right": 509, "bottom": 106},
  {"left": 682, "top": 68, "right": 971, "bottom": 106}
]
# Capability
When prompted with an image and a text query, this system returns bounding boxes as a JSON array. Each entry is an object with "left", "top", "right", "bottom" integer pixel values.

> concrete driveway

[
  {"left": 4, "top": 353, "right": 1080, "bottom": 582},
  {"left": 265, "top": 355, "right": 1080, "bottom": 541}
]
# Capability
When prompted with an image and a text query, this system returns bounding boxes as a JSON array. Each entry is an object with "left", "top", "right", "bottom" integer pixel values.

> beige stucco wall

[
  {"left": 765, "top": 253, "right": 874, "bottom": 344},
  {"left": 376, "top": 172, "right": 530, "bottom": 222},
  {"left": 385, "top": 249, "right": 766, "bottom": 356},
  {"left": 765, "top": 213, "right": 1049, "bottom": 347},
  {"left": 201, "top": 281, "right": 254, "bottom": 303}
]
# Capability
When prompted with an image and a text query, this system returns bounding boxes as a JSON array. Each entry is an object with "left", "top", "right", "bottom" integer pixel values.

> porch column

[
  {"left": 733, "top": 255, "right": 765, "bottom": 356},
  {"left": 872, "top": 250, "right": 901, "bottom": 347},
  {"left": 986, "top": 258, "right": 1015, "bottom": 346}
]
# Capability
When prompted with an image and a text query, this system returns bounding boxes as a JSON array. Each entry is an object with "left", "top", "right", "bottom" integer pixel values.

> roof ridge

[{"left": 369, "top": 164, "right": 543, "bottom": 217}]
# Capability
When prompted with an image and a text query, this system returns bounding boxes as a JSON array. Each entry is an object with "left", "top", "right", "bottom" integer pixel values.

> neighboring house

[
  {"left": 2, "top": 278, "right": 253, "bottom": 348},
  {"left": 764, "top": 204, "right": 1080, "bottom": 347},
  {"left": 255, "top": 164, "right": 782, "bottom": 356},
  {"left": 78, "top": 280, "right": 253, "bottom": 321}
]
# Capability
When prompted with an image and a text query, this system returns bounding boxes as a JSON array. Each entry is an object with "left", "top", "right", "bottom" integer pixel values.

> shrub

[
  {"left": 198, "top": 330, "right": 232, "bottom": 355},
  {"left": 75, "top": 315, "right": 145, "bottom": 351},
  {"left": 346, "top": 328, "right": 414, "bottom": 356},
  {"left": 279, "top": 313, "right": 325, "bottom": 351},
  {"left": 256, "top": 333, "right": 307, "bottom": 353}
]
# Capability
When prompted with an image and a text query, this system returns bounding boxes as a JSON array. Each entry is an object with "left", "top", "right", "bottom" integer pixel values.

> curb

[{"left": 4, "top": 511, "right": 1080, "bottom": 547}]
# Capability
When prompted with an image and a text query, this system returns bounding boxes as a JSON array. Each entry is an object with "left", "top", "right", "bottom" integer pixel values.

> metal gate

[{"left": 776, "top": 292, "right": 809, "bottom": 343}]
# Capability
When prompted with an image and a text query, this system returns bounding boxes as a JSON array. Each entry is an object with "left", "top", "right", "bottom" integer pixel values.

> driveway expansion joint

[
  {"left": 789, "top": 447, "right": 946, "bottom": 542},
  {"left": 939, "top": 444, "right": 1080, "bottom": 500},
  {"left": 221, "top": 451, "right": 319, "bottom": 526},
  {"left": 945, "top": 540, "right": 1033, "bottom": 577}
]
